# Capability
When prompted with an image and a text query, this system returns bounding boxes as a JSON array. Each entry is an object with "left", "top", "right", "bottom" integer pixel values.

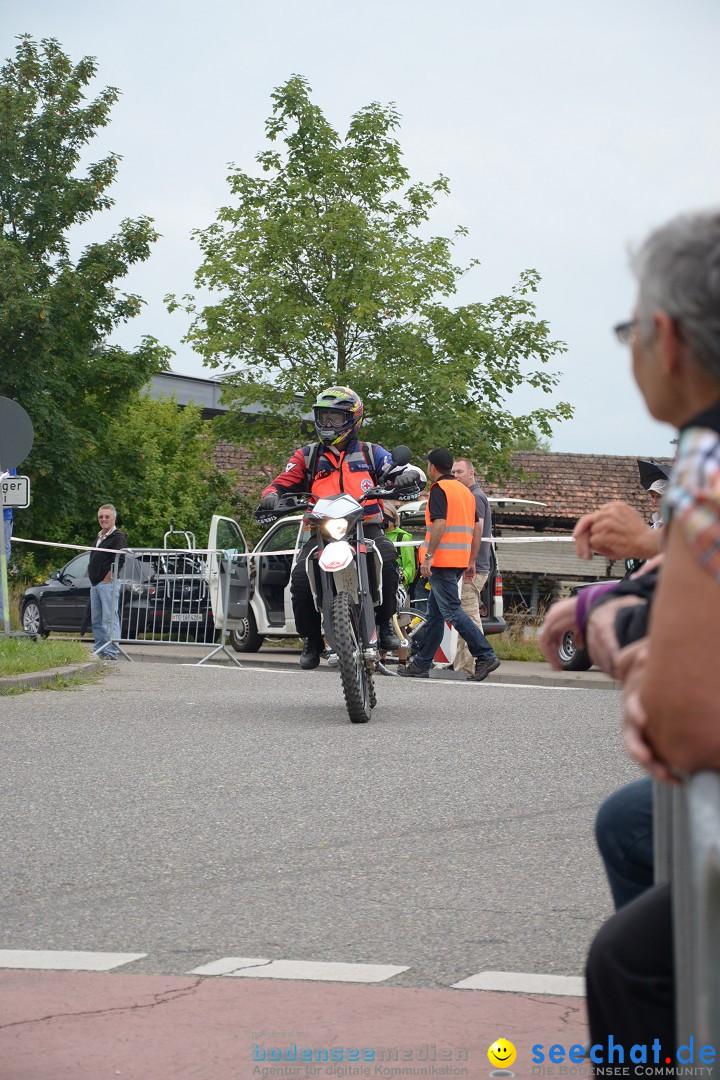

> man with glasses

[
  {"left": 570, "top": 210, "right": 720, "bottom": 1059},
  {"left": 88, "top": 503, "right": 126, "bottom": 660}
]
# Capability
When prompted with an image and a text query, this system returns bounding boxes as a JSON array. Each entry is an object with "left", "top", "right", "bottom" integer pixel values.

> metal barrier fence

[
  {"left": 94, "top": 546, "right": 250, "bottom": 666},
  {"left": 654, "top": 774, "right": 720, "bottom": 1047}
]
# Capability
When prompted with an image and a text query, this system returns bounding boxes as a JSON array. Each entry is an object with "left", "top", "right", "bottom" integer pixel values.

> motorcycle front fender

[{"left": 318, "top": 540, "right": 355, "bottom": 573}]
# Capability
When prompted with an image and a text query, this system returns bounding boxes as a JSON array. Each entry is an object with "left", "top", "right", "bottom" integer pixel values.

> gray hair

[
  {"left": 632, "top": 210, "right": 720, "bottom": 380},
  {"left": 98, "top": 504, "right": 116, "bottom": 516}
]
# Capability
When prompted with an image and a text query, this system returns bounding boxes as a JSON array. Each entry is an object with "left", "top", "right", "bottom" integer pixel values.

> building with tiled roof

[
  {"left": 478, "top": 451, "right": 673, "bottom": 530},
  {"left": 476, "top": 451, "right": 673, "bottom": 605}
]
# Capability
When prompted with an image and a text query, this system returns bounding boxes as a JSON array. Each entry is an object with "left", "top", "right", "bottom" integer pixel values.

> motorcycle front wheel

[{"left": 332, "top": 591, "right": 372, "bottom": 724}]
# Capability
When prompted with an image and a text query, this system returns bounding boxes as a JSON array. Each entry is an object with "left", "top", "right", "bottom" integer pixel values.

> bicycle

[{"left": 377, "top": 606, "right": 428, "bottom": 676}]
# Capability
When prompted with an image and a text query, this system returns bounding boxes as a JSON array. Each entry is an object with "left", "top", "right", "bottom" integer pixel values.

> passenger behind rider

[{"left": 259, "top": 386, "right": 423, "bottom": 670}]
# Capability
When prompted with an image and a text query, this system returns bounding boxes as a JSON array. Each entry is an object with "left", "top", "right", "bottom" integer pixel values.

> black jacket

[{"left": 88, "top": 529, "right": 127, "bottom": 585}]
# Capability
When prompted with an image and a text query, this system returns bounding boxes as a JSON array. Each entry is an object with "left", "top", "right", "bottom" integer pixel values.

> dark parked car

[{"left": 20, "top": 549, "right": 215, "bottom": 641}]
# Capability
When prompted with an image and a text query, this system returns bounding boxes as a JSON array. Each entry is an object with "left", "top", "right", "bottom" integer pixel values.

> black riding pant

[{"left": 291, "top": 524, "right": 400, "bottom": 642}]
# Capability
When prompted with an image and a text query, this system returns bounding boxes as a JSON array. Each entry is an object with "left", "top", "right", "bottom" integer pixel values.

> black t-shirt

[{"left": 427, "top": 475, "right": 480, "bottom": 523}]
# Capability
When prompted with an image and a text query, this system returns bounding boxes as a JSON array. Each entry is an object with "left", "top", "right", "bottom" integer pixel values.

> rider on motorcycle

[{"left": 259, "top": 386, "right": 424, "bottom": 669}]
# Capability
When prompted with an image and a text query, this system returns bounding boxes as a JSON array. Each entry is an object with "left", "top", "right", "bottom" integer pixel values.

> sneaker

[
  {"left": 299, "top": 639, "right": 321, "bottom": 670},
  {"left": 467, "top": 656, "right": 501, "bottom": 682},
  {"left": 397, "top": 661, "right": 429, "bottom": 679}
]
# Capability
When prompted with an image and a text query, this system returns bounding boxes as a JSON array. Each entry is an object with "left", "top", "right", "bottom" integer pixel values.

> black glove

[
  {"left": 260, "top": 491, "right": 279, "bottom": 510},
  {"left": 391, "top": 467, "right": 421, "bottom": 490}
]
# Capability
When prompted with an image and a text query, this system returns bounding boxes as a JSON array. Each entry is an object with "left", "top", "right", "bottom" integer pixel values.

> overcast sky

[{"left": 4, "top": 0, "right": 719, "bottom": 456}]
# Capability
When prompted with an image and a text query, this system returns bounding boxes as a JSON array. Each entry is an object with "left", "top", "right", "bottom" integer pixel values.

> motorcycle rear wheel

[{"left": 332, "top": 591, "right": 372, "bottom": 724}]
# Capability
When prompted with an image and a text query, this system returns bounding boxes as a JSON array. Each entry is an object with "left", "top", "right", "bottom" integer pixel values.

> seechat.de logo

[{"left": 532, "top": 1037, "right": 717, "bottom": 1069}]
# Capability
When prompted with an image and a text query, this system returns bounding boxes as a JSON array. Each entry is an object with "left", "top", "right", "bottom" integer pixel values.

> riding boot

[{"left": 299, "top": 638, "right": 321, "bottom": 670}]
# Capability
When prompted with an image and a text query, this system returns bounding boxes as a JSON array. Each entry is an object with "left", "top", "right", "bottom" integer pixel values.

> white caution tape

[{"left": 14, "top": 534, "right": 577, "bottom": 561}]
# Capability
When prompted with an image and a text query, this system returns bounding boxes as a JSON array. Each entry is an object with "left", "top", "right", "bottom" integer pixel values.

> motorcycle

[{"left": 254, "top": 447, "right": 420, "bottom": 724}]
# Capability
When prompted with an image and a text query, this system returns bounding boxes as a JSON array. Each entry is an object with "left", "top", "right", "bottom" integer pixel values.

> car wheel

[
  {"left": 229, "top": 609, "right": 264, "bottom": 652},
  {"left": 558, "top": 629, "right": 593, "bottom": 671},
  {"left": 22, "top": 600, "right": 49, "bottom": 638}
]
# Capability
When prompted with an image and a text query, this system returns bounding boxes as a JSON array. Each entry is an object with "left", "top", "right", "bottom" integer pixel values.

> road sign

[
  {"left": 0, "top": 397, "right": 34, "bottom": 471},
  {"left": 2, "top": 475, "right": 30, "bottom": 508}
]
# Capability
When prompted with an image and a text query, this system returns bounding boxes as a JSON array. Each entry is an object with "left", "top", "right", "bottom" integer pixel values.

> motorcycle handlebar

[
  {"left": 254, "top": 494, "right": 310, "bottom": 525},
  {"left": 254, "top": 477, "right": 422, "bottom": 525}
]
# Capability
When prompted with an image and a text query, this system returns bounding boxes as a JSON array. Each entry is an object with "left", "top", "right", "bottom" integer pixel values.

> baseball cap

[
  {"left": 648, "top": 479, "right": 669, "bottom": 495},
  {"left": 427, "top": 448, "right": 454, "bottom": 472}
]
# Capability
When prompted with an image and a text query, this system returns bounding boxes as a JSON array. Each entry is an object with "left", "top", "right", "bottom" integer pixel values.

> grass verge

[
  {"left": 489, "top": 615, "right": 545, "bottom": 662},
  {"left": 1, "top": 671, "right": 103, "bottom": 696},
  {"left": 0, "top": 636, "right": 92, "bottom": 677}
]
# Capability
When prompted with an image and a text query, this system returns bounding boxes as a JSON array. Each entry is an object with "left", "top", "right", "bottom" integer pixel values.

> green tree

[
  {"left": 104, "top": 395, "right": 241, "bottom": 548},
  {"left": 14, "top": 395, "right": 243, "bottom": 579},
  {"left": 510, "top": 430, "right": 552, "bottom": 452},
  {"left": 0, "top": 36, "right": 169, "bottom": 537},
  {"left": 171, "top": 75, "right": 571, "bottom": 476}
]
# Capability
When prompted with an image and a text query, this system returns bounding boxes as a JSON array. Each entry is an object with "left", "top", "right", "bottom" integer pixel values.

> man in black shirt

[
  {"left": 399, "top": 449, "right": 500, "bottom": 681},
  {"left": 88, "top": 504, "right": 126, "bottom": 659}
]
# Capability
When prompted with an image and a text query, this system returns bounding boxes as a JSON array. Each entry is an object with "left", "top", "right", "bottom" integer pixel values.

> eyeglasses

[
  {"left": 613, "top": 319, "right": 637, "bottom": 345},
  {"left": 98, "top": 514, "right": 113, "bottom": 520}
]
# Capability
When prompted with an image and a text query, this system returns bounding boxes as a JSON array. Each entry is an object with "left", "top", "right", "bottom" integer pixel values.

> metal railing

[
  {"left": 654, "top": 774, "right": 720, "bottom": 1046},
  {"left": 93, "top": 546, "right": 250, "bottom": 666}
]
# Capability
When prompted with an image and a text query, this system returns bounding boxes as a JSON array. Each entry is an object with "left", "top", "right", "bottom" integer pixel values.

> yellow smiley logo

[{"left": 488, "top": 1039, "right": 517, "bottom": 1069}]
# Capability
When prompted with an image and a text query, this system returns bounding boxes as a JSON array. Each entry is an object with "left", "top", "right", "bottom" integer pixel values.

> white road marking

[
  {"left": 180, "top": 664, "right": 607, "bottom": 690},
  {"left": 188, "top": 958, "right": 409, "bottom": 982},
  {"left": 416, "top": 681, "right": 594, "bottom": 691},
  {"left": 0, "top": 950, "right": 147, "bottom": 971},
  {"left": 189, "top": 956, "right": 270, "bottom": 976},
  {"left": 0, "top": 951, "right": 586, "bottom": 995},
  {"left": 181, "top": 660, "right": 302, "bottom": 669},
  {"left": 453, "top": 970, "right": 585, "bottom": 996}
]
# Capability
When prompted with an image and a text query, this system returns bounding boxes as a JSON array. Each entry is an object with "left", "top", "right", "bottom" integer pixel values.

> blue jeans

[
  {"left": 595, "top": 776, "right": 654, "bottom": 910},
  {"left": 90, "top": 581, "right": 121, "bottom": 658},
  {"left": 414, "top": 566, "right": 497, "bottom": 672}
]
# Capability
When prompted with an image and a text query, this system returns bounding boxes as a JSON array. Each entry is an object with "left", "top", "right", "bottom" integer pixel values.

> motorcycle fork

[
  {"left": 354, "top": 521, "right": 379, "bottom": 650},
  {"left": 316, "top": 525, "right": 376, "bottom": 654}
]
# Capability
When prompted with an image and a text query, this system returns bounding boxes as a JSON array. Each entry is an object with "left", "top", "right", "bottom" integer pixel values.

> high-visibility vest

[
  {"left": 302, "top": 441, "right": 383, "bottom": 523},
  {"left": 419, "top": 479, "right": 476, "bottom": 568}
]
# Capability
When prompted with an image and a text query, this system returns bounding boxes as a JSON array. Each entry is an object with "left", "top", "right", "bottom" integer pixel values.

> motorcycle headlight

[{"left": 322, "top": 518, "right": 349, "bottom": 540}]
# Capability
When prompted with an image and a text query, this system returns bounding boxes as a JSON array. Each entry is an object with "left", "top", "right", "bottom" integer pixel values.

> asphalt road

[{"left": 1, "top": 663, "right": 640, "bottom": 989}]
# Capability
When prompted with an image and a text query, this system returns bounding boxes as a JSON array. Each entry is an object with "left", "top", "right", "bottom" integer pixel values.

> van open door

[{"left": 207, "top": 515, "right": 250, "bottom": 631}]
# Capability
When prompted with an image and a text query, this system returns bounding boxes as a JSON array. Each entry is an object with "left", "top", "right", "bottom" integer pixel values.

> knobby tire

[{"left": 332, "top": 592, "right": 372, "bottom": 724}]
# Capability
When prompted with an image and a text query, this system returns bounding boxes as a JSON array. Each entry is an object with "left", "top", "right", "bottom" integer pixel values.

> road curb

[{"left": 0, "top": 658, "right": 103, "bottom": 694}]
